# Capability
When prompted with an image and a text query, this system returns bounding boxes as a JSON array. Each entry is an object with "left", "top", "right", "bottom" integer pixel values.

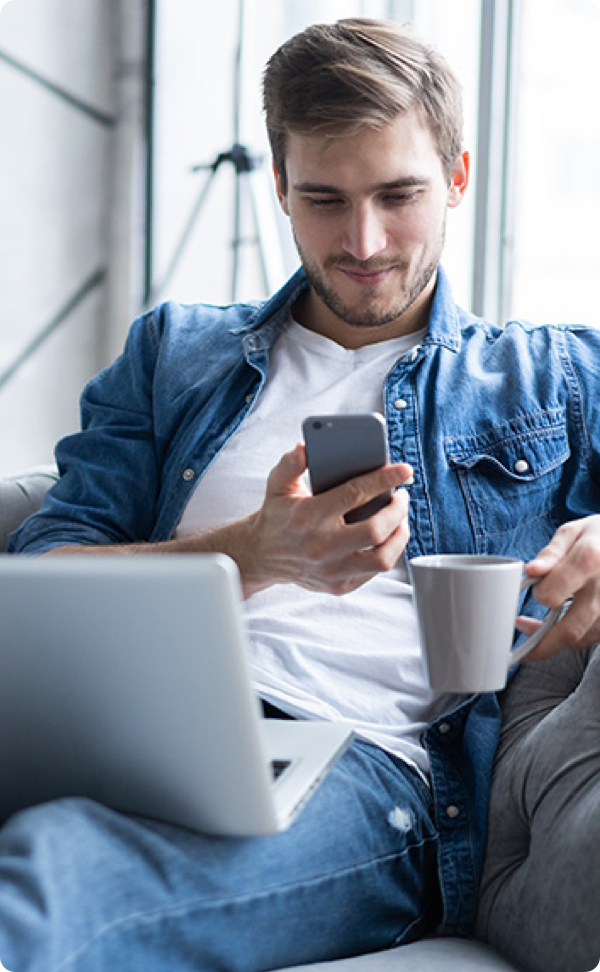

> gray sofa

[
  {"left": 2, "top": 469, "right": 598, "bottom": 972},
  {"left": 0, "top": 466, "right": 60, "bottom": 553}
]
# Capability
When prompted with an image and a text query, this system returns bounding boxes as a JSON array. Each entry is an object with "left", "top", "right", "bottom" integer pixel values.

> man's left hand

[{"left": 519, "top": 515, "right": 600, "bottom": 659}]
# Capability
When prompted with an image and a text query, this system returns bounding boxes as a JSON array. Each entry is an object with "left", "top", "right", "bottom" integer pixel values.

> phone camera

[{"left": 312, "top": 421, "right": 323, "bottom": 430}]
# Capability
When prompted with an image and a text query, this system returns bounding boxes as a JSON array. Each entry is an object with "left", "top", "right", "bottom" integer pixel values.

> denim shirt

[{"left": 10, "top": 266, "right": 600, "bottom": 935}]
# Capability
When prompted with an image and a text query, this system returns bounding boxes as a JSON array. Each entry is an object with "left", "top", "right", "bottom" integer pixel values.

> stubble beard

[{"left": 294, "top": 226, "right": 445, "bottom": 330}]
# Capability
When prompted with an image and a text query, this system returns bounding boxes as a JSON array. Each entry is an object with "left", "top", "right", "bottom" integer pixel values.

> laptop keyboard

[{"left": 271, "top": 759, "right": 291, "bottom": 781}]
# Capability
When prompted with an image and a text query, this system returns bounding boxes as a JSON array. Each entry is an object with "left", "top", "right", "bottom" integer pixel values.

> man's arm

[{"left": 47, "top": 444, "right": 414, "bottom": 600}]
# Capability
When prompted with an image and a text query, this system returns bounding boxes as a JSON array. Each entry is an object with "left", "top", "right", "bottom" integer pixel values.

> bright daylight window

[
  {"left": 399, "top": 0, "right": 481, "bottom": 312},
  {"left": 509, "top": 0, "right": 600, "bottom": 327}
]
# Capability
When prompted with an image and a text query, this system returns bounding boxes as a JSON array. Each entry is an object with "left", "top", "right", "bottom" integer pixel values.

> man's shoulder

[
  {"left": 139, "top": 269, "right": 308, "bottom": 346},
  {"left": 502, "top": 317, "right": 599, "bottom": 336},
  {"left": 459, "top": 310, "right": 600, "bottom": 348},
  {"left": 149, "top": 298, "right": 262, "bottom": 336},
  {"left": 456, "top": 315, "right": 600, "bottom": 390},
  {"left": 498, "top": 318, "right": 600, "bottom": 359}
]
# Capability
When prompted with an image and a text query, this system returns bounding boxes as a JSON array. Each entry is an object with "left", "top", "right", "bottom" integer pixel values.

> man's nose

[{"left": 341, "top": 204, "right": 387, "bottom": 261}]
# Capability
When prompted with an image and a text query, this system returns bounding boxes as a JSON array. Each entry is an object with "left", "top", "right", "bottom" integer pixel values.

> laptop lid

[{"left": 0, "top": 554, "right": 353, "bottom": 835}]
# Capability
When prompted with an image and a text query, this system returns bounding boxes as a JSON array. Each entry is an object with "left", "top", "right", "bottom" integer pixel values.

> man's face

[{"left": 274, "top": 110, "right": 468, "bottom": 346}]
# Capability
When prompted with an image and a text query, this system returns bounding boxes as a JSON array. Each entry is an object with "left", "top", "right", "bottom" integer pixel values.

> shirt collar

[
  {"left": 232, "top": 264, "right": 462, "bottom": 353},
  {"left": 422, "top": 266, "right": 462, "bottom": 352}
]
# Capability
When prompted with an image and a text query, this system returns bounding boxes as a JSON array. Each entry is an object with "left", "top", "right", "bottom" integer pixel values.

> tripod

[{"left": 151, "top": 0, "right": 284, "bottom": 304}]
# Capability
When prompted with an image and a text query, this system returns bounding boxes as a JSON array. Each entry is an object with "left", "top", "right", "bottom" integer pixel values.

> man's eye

[
  {"left": 307, "top": 197, "right": 341, "bottom": 208},
  {"left": 384, "top": 191, "right": 420, "bottom": 204}
]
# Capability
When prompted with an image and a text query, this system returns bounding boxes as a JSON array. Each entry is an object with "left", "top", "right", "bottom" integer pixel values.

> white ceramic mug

[{"left": 410, "top": 554, "right": 564, "bottom": 693}]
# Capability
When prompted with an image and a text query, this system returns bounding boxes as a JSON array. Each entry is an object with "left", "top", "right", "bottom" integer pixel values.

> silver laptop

[{"left": 0, "top": 554, "right": 353, "bottom": 835}]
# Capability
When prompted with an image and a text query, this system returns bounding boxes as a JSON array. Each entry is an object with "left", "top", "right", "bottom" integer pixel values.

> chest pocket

[{"left": 445, "top": 411, "right": 570, "bottom": 555}]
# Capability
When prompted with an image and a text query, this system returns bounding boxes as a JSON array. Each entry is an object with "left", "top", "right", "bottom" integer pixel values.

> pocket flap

[{"left": 445, "top": 410, "right": 570, "bottom": 481}]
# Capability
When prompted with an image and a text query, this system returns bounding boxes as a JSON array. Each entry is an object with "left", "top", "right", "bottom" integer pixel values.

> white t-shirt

[{"left": 176, "top": 317, "right": 454, "bottom": 776}]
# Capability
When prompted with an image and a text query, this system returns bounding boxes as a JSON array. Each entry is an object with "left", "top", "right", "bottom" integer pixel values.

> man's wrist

[
  {"left": 163, "top": 514, "right": 275, "bottom": 599},
  {"left": 44, "top": 516, "right": 277, "bottom": 598}
]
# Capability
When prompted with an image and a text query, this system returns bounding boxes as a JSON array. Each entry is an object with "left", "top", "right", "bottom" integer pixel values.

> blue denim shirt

[{"left": 10, "top": 266, "right": 600, "bottom": 935}]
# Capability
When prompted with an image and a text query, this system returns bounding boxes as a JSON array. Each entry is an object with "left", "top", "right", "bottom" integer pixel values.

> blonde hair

[{"left": 263, "top": 18, "right": 463, "bottom": 192}]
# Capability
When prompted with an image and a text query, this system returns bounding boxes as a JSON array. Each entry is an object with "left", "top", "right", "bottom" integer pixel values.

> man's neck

[{"left": 292, "top": 276, "right": 436, "bottom": 350}]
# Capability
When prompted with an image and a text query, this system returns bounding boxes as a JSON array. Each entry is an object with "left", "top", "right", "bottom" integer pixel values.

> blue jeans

[{"left": 0, "top": 740, "right": 440, "bottom": 972}]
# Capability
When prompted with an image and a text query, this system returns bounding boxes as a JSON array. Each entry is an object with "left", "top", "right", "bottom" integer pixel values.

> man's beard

[{"left": 293, "top": 227, "right": 445, "bottom": 330}]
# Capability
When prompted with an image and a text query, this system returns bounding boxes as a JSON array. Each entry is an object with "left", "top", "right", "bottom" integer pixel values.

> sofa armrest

[
  {"left": 475, "top": 646, "right": 600, "bottom": 972},
  {"left": 0, "top": 466, "right": 59, "bottom": 552}
]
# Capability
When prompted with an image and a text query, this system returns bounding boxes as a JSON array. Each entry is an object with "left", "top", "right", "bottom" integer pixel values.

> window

[
  {"left": 395, "top": 0, "right": 481, "bottom": 311},
  {"left": 509, "top": 0, "right": 600, "bottom": 327}
]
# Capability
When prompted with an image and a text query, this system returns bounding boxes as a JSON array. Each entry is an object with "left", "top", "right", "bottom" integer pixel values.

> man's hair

[{"left": 263, "top": 18, "right": 463, "bottom": 193}]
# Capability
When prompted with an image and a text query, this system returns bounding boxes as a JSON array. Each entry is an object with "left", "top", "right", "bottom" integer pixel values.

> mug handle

[{"left": 508, "top": 575, "right": 566, "bottom": 666}]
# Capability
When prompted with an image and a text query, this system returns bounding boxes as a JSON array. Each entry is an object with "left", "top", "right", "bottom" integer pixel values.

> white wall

[{"left": 0, "top": 0, "right": 146, "bottom": 475}]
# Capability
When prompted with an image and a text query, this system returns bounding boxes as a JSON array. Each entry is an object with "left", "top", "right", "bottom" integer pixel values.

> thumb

[{"left": 266, "top": 443, "right": 310, "bottom": 498}]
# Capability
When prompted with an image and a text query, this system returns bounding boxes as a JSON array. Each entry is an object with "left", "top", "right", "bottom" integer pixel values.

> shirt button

[
  {"left": 182, "top": 468, "right": 195, "bottom": 482},
  {"left": 245, "top": 336, "right": 258, "bottom": 351},
  {"left": 410, "top": 347, "right": 419, "bottom": 361},
  {"left": 439, "top": 722, "right": 451, "bottom": 735},
  {"left": 446, "top": 804, "right": 460, "bottom": 820},
  {"left": 245, "top": 393, "right": 254, "bottom": 404},
  {"left": 393, "top": 398, "right": 408, "bottom": 410},
  {"left": 514, "top": 459, "right": 529, "bottom": 474}
]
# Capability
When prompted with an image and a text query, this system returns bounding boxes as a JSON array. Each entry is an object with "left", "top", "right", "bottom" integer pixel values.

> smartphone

[{"left": 302, "top": 412, "right": 392, "bottom": 523}]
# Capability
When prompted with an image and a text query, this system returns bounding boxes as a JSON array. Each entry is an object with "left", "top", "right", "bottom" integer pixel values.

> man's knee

[{"left": 1, "top": 796, "right": 103, "bottom": 855}]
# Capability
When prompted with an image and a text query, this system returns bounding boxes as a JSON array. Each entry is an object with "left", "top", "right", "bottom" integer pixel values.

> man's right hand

[{"left": 238, "top": 443, "right": 413, "bottom": 598}]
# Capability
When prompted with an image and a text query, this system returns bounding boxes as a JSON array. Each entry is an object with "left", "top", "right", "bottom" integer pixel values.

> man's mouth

[{"left": 337, "top": 264, "right": 395, "bottom": 285}]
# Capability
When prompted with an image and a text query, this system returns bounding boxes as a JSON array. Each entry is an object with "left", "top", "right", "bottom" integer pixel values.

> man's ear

[
  {"left": 447, "top": 151, "right": 470, "bottom": 208},
  {"left": 272, "top": 160, "right": 290, "bottom": 215}
]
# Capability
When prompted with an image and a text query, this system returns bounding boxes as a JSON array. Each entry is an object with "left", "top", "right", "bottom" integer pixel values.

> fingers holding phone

[
  {"left": 247, "top": 416, "right": 411, "bottom": 595},
  {"left": 301, "top": 412, "right": 412, "bottom": 589},
  {"left": 303, "top": 413, "right": 410, "bottom": 523}
]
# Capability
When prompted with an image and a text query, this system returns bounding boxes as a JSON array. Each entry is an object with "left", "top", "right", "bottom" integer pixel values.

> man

[{"left": 4, "top": 17, "right": 600, "bottom": 972}]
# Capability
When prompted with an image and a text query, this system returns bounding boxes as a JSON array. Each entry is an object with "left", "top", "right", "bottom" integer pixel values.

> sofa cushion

[
  {"left": 475, "top": 646, "right": 600, "bottom": 972},
  {"left": 284, "top": 937, "right": 519, "bottom": 971}
]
